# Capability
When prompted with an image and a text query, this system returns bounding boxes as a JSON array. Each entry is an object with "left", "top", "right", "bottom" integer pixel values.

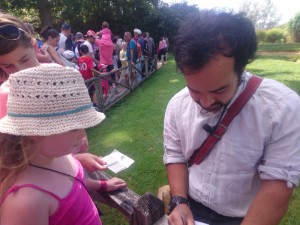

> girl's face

[
  {"left": 33, "top": 129, "right": 83, "bottom": 158},
  {"left": 48, "top": 35, "right": 60, "bottom": 47},
  {"left": 0, "top": 45, "right": 39, "bottom": 76}
]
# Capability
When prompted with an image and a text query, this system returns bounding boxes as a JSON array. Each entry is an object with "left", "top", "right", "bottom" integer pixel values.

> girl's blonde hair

[
  {"left": 0, "top": 133, "right": 36, "bottom": 195},
  {"left": 0, "top": 13, "right": 33, "bottom": 55}
]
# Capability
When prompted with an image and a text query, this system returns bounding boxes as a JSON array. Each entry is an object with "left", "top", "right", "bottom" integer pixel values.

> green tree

[
  {"left": 155, "top": 2, "right": 199, "bottom": 49},
  {"left": 289, "top": 12, "right": 300, "bottom": 42},
  {"left": 0, "top": 0, "right": 200, "bottom": 48},
  {"left": 239, "top": 0, "right": 280, "bottom": 30},
  {"left": 265, "top": 28, "right": 286, "bottom": 43},
  {"left": 0, "top": 0, "right": 53, "bottom": 27}
]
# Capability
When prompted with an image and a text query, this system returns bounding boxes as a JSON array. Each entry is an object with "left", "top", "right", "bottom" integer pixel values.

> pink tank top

[
  {"left": 0, "top": 161, "right": 102, "bottom": 225},
  {"left": 0, "top": 81, "right": 9, "bottom": 119}
]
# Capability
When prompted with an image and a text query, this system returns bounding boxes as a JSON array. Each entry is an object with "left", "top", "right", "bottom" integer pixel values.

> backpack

[{"left": 136, "top": 42, "right": 142, "bottom": 59}]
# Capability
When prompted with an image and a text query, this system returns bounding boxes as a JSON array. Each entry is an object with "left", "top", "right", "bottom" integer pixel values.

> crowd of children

[{"left": 31, "top": 21, "right": 162, "bottom": 110}]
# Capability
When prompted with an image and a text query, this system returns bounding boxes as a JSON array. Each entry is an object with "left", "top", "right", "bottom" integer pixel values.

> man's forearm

[
  {"left": 166, "top": 163, "right": 189, "bottom": 197},
  {"left": 242, "top": 180, "right": 294, "bottom": 225}
]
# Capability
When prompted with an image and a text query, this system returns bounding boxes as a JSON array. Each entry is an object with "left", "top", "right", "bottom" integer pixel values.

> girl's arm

[
  {"left": 1, "top": 187, "right": 50, "bottom": 225},
  {"left": 85, "top": 177, "right": 127, "bottom": 193},
  {"left": 36, "top": 48, "right": 52, "bottom": 63}
]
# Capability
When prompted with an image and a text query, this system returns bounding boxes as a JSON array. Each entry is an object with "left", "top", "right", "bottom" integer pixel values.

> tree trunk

[{"left": 38, "top": 0, "right": 52, "bottom": 27}]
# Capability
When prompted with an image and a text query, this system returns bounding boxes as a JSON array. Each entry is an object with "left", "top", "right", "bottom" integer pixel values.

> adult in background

[
  {"left": 40, "top": 26, "right": 66, "bottom": 66},
  {"left": 58, "top": 22, "right": 73, "bottom": 51},
  {"left": 143, "top": 32, "right": 155, "bottom": 58},
  {"left": 133, "top": 28, "right": 144, "bottom": 57},
  {"left": 164, "top": 10, "right": 300, "bottom": 225},
  {"left": 133, "top": 28, "right": 144, "bottom": 81},
  {"left": 124, "top": 31, "right": 138, "bottom": 83},
  {"left": 112, "top": 36, "right": 121, "bottom": 82},
  {"left": 74, "top": 32, "right": 85, "bottom": 58},
  {"left": 83, "top": 30, "right": 100, "bottom": 68},
  {"left": 157, "top": 37, "right": 167, "bottom": 62},
  {"left": 95, "top": 30, "right": 115, "bottom": 87}
]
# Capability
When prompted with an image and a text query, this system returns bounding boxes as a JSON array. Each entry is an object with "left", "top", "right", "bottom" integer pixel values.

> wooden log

[{"left": 86, "top": 170, "right": 166, "bottom": 225}]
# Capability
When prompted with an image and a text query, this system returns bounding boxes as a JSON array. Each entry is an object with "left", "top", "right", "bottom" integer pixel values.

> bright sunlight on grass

[{"left": 87, "top": 52, "right": 300, "bottom": 225}]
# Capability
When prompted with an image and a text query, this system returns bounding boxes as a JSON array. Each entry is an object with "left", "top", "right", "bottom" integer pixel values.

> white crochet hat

[
  {"left": 0, "top": 63, "right": 105, "bottom": 136},
  {"left": 133, "top": 28, "right": 142, "bottom": 35}
]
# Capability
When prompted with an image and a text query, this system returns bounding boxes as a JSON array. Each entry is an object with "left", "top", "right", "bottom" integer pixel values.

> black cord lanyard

[
  {"left": 205, "top": 103, "right": 229, "bottom": 134},
  {"left": 30, "top": 164, "right": 89, "bottom": 192}
]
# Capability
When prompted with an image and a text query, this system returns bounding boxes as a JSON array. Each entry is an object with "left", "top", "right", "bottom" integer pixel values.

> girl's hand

[
  {"left": 75, "top": 153, "right": 108, "bottom": 172},
  {"left": 106, "top": 177, "right": 127, "bottom": 192}
]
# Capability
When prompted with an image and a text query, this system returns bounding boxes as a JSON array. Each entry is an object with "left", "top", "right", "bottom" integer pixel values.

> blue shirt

[{"left": 126, "top": 39, "right": 137, "bottom": 63}]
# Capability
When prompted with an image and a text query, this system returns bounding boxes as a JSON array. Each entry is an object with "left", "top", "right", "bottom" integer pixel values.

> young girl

[{"left": 0, "top": 64, "right": 126, "bottom": 225}]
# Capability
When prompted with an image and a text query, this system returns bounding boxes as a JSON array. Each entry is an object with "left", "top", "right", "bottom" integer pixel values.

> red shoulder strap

[{"left": 188, "top": 75, "right": 263, "bottom": 167}]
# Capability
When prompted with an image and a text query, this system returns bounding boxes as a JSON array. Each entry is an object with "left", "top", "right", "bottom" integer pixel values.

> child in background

[
  {"left": 98, "top": 64, "right": 109, "bottom": 100},
  {"left": 100, "top": 21, "right": 112, "bottom": 40},
  {"left": 119, "top": 41, "right": 129, "bottom": 85},
  {"left": 0, "top": 64, "right": 126, "bottom": 225},
  {"left": 78, "top": 44, "right": 97, "bottom": 107},
  {"left": 63, "top": 50, "right": 79, "bottom": 69}
]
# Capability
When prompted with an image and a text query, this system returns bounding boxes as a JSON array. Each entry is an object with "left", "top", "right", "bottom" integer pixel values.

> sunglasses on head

[{"left": 0, "top": 24, "right": 29, "bottom": 40}]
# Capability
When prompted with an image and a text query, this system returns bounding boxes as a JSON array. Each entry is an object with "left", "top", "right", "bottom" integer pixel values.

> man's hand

[
  {"left": 168, "top": 203, "right": 195, "bottom": 225},
  {"left": 74, "top": 153, "right": 108, "bottom": 172}
]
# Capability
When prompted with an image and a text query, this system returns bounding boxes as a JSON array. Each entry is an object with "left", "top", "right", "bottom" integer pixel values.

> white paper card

[
  {"left": 102, "top": 149, "right": 134, "bottom": 173},
  {"left": 195, "top": 221, "right": 209, "bottom": 225}
]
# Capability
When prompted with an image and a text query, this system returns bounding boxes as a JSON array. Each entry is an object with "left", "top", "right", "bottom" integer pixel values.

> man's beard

[{"left": 196, "top": 101, "right": 225, "bottom": 113}]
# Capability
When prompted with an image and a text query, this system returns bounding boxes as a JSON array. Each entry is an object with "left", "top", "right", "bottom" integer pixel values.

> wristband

[
  {"left": 169, "top": 195, "right": 189, "bottom": 214},
  {"left": 98, "top": 179, "right": 107, "bottom": 193}
]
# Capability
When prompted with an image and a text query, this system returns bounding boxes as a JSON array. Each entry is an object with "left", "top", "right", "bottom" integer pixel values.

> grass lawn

[
  {"left": 257, "top": 43, "right": 300, "bottom": 52},
  {"left": 87, "top": 52, "right": 300, "bottom": 224}
]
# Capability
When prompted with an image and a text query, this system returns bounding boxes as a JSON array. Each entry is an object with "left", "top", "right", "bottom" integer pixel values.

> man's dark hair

[{"left": 174, "top": 10, "right": 257, "bottom": 76}]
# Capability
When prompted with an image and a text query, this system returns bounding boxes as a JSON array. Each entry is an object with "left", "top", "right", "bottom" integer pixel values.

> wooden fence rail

[
  {"left": 85, "top": 56, "right": 158, "bottom": 112},
  {"left": 87, "top": 170, "right": 168, "bottom": 225}
]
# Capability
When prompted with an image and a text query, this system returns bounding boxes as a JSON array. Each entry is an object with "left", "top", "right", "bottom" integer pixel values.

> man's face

[
  {"left": 88, "top": 36, "right": 95, "bottom": 43},
  {"left": 124, "top": 33, "right": 130, "bottom": 43},
  {"left": 64, "top": 28, "right": 71, "bottom": 36},
  {"left": 184, "top": 54, "right": 239, "bottom": 113}
]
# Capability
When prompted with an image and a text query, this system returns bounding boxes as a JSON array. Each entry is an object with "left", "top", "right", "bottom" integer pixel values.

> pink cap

[{"left": 87, "top": 30, "right": 97, "bottom": 38}]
